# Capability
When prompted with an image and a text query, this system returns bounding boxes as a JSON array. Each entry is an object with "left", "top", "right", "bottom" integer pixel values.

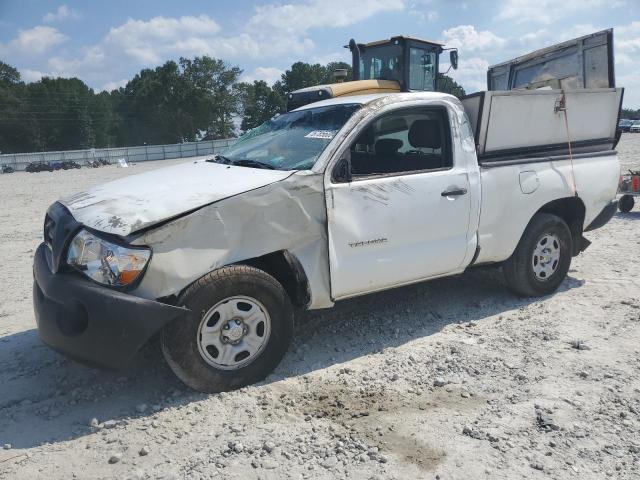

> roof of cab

[
  {"left": 293, "top": 91, "right": 454, "bottom": 111},
  {"left": 361, "top": 36, "right": 445, "bottom": 47}
]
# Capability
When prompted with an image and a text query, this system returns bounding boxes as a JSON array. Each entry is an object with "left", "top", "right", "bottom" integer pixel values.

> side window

[
  {"left": 409, "top": 48, "right": 436, "bottom": 91},
  {"left": 349, "top": 108, "right": 451, "bottom": 177}
]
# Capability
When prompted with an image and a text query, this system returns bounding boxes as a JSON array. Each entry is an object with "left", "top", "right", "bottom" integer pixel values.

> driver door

[{"left": 326, "top": 106, "right": 473, "bottom": 299}]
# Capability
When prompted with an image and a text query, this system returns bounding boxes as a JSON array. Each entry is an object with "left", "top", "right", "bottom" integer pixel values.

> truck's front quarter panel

[{"left": 130, "top": 171, "right": 333, "bottom": 309}]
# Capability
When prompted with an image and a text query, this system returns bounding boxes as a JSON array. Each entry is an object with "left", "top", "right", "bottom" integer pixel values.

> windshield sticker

[{"left": 305, "top": 130, "right": 338, "bottom": 139}]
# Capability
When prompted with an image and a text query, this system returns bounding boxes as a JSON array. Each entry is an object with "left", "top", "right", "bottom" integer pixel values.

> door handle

[{"left": 441, "top": 188, "right": 467, "bottom": 197}]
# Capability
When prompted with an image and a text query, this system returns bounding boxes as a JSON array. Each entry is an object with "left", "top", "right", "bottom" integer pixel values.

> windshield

[
  {"left": 219, "top": 104, "right": 361, "bottom": 171},
  {"left": 360, "top": 43, "right": 403, "bottom": 83},
  {"left": 359, "top": 42, "right": 438, "bottom": 91}
]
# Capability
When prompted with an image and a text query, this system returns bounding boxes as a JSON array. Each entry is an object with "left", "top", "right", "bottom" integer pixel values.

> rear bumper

[
  {"left": 584, "top": 200, "right": 618, "bottom": 232},
  {"left": 33, "top": 243, "right": 188, "bottom": 370}
]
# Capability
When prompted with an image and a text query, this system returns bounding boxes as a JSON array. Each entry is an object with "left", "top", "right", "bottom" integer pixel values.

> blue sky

[{"left": 1, "top": 0, "right": 639, "bottom": 106}]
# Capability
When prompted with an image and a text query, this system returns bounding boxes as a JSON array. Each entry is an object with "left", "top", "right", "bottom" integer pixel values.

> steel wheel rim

[
  {"left": 532, "top": 233, "right": 561, "bottom": 281},
  {"left": 197, "top": 295, "right": 271, "bottom": 370}
]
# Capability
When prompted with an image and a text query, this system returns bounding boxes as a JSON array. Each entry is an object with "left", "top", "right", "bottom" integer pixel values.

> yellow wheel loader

[{"left": 286, "top": 36, "right": 459, "bottom": 111}]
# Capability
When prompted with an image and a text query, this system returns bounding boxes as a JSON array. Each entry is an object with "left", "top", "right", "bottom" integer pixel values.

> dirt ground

[{"left": 0, "top": 136, "right": 639, "bottom": 480}]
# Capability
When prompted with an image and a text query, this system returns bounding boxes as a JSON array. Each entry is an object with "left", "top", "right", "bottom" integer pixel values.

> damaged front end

[
  {"left": 128, "top": 170, "right": 333, "bottom": 309},
  {"left": 33, "top": 202, "right": 189, "bottom": 369}
]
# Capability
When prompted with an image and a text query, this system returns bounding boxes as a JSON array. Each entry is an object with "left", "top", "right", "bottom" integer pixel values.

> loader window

[
  {"left": 349, "top": 108, "right": 451, "bottom": 177},
  {"left": 409, "top": 48, "right": 437, "bottom": 91},
  {"left": 360, "top": 43, "right": 403, "bottom": 82}
]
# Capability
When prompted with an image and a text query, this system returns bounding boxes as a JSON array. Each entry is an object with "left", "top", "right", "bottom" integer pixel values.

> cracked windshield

[{"left": 217, "top": 104, "right": 361, "bottom": 170}]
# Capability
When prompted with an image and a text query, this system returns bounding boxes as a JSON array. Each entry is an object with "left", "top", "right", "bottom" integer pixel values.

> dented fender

[{"left": 128, "top": 171, "right": 334, "bottom": 309}]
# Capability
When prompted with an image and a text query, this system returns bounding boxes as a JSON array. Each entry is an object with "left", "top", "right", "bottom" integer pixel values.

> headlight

[{"left": 66, "top": 229, "right": 151, "bottom": 287}]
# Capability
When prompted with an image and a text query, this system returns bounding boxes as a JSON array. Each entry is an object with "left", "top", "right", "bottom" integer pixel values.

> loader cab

[
  {"left": 354, "top": 36, "right": 446, "bottom": 92},
  {"left": 286, "top": 36, "right": 458, "bottom": 111}
]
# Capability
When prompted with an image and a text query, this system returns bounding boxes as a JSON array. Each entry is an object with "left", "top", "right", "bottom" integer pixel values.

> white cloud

[
  {"left": 447, "top": 56, "right": 490, "bottom": 93},
  {"left": 42, "top": 1, "right": 405, "bottom": 89},
  {"left": 104, "top": 15, "right": 222, "bottom": 64},
  {"left": 0, "top": 26, "right": 67, "bottom": 56},
  {"left": 613, "top": 21, "right": 640, "bottom": 107},
  {"left": 409, "top": 0, "right": 438, "bottom": 23},
  {"left": 240, "top": 67, "right": 284, "bottom": 85},
  {"left": 20, "top": 69, "right": 47, "bottom": 82},
  {"left": 442, "top": 25, "right": 506, "bottom": 52},
  {"left": 246, "top": 0, "right": 404, "bottom": 36},
  {"left": 617, "top": 21, "right": 640, "bottom": 53},
  {"left": 43, "top": 5, "right": 81, "bottom": 23},
  {"left": 497, "top": 0, "right": 626, "bottom": 24},
  {"left": 101, "top": 79, "right": 128, "bottom": 92},
  {"left": 308, "top": 50, "right": 351, "bottom": 66}
]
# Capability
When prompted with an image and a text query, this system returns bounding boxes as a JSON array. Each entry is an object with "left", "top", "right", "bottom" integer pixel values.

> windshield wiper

[
  {"left": 205, "top": 156, "right": 275, "bottom": 170},
  {"left": 206, "top": 154, "right": 232, "bottom": 164},
  {"left": 229, "top": 159, "right": 276, "bottom": 170}
]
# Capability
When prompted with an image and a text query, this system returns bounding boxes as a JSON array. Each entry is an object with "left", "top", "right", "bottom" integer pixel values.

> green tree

[
  {"left": 621, "top": 108, "right": 640, "bottom": 120},
  {"left": 180, "top": 56, "right": 242, "bottom": 140},
  {"left": 0, "top": 61, "right": 20, "bottom": 85},
  {"left": 116, "top": 61, "right": 190, "bottom": 145},
  {"left": 322, "top": 62, "right": 353, "bottom": 84},
  {"left": 274, "top": 62, "right": 327, "bottom": 96},
  {"left": 0, "top": 62, "right": 33, "bottom": 153},
  {"left": 24, "top": 77, "right": 101, "bottom": 151},
  {"left": 237, "top": 80, "right": 285, "bottom": 132},
  {"left": 437, "top": 75, "right": 466, "bottom": 98}
]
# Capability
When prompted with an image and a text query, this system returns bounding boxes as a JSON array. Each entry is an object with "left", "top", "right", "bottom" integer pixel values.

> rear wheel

[
  {"left": 503, "top": 213, "right": 573, "bottom": 297},
  {"left": 619, "top": 195, "right": 635, "bottom": 213},
  {"left": 162, "top": 265, "right": 293, "bottom": 393}
]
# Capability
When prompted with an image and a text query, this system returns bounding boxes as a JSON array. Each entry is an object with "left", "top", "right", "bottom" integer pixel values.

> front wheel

[
  {"left": 503, "top": 213, "right": 573, "bottom": 297},
  {"left": 162, "top": 265, "right": 293, "bottom": 393}
]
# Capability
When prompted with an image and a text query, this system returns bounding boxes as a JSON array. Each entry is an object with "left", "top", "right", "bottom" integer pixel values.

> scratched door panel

[{"left": 327, "top": 170, "right": 471, "bottom": 299}]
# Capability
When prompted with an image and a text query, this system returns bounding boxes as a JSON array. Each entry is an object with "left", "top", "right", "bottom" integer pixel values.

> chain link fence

[{"left": 0, "top": 139, "right": 236, "bottom": 171}]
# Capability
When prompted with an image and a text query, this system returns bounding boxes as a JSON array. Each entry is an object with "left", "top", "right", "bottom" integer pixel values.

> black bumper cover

[
  {"left": 33, "top": 243, "right": 189, "bottom": 370},
  {"left": 584, "top": 200, "right": 618, "bottom": 232}
]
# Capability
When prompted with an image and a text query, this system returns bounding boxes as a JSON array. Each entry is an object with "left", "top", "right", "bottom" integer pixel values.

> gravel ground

[{"left": 0, "top": 136, "right": 639, "bottom": 480}]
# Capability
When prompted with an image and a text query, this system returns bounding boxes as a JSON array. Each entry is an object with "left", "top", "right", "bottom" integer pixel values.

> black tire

[
  {"left": 619, "top": 195, "right": 635, "bottom": 213},
  {"left": 503, "top": 213, "right": 573, "bottom": 297},
  {"left": 161, "top": 265, "right": 293, "bottom": 393}
]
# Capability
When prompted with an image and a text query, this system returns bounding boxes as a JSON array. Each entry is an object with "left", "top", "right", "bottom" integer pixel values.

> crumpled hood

[{"left": 61, "top": 160, "right": 293, "bottom": 236}]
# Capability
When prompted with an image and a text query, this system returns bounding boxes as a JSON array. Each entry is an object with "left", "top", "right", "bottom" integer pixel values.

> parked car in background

[
  {"left": 25, "top": 161, "right": 53, "bottom": 173},
  {"left": 1, "top": 164, "right": 14, "bottom": 174},
  {"left": 630, "top": 121, "right": 640, "bottom": 133},
  {"left": 61, "top": 161, "right": 82, "bottom": 170},
  {"left": 618, "top": 119, "right": 633, "bottom": 132}
]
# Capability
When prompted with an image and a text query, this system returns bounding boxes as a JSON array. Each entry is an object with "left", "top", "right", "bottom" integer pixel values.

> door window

[
  {"left": 409, "top": 48, "right": 436, "bottom": 91},
  {"left": 349, "top": 108, "right": 451, "bottom": 177}
]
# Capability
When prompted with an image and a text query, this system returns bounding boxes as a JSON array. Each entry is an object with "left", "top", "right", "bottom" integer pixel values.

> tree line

[
  {"left": 621, "top": 108, "right": 640, "bottom": 120},
  {"left": 0, "top": 58, "right": 465, "bottom": 154}
]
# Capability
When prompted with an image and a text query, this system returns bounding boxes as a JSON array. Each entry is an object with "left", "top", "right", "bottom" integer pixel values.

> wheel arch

[
  {"left": 532, "top": 196, "right": 586, "bottom": 256},
  {"left": 238, "top": 250, "right": 311, "bottom": 309}
]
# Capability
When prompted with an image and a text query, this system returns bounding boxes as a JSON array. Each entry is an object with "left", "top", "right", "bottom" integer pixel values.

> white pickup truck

[{"left": 33, "top": 89, "right": 621, "bottom": 392}]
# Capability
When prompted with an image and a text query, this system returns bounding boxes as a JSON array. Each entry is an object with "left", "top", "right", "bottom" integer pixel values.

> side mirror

[
  {"left": 332, "top": 158, "right": 352, "bottom": 183},
  {"left": 450, "top": 50, "right": 459, "bottom": 70}
]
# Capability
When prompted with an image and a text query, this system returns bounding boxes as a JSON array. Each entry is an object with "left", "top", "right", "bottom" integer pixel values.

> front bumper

[{"left": 33, "top": 243, "right": 188, "bottom": 370}]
